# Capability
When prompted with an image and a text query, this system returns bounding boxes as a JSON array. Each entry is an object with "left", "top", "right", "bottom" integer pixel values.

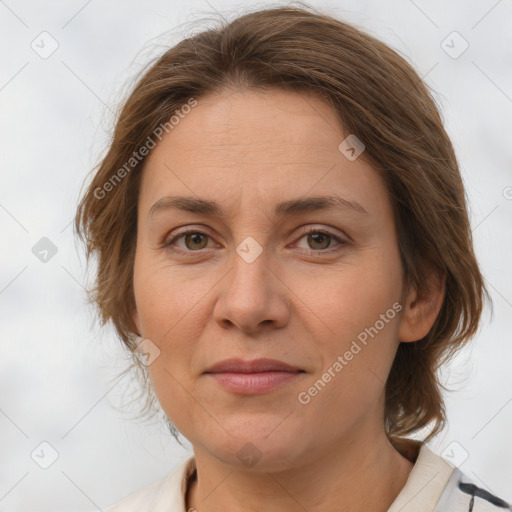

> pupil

[
  {"left": 310, "top": 233, "right": 329, "bottom": 249},
  {"left": 187, "top": 233, "right": 206, "bottom": 249}
]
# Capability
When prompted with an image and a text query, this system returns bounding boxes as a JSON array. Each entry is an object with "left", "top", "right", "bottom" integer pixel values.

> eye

[
  {"left": 163, "top": 229, "right": 215, "bottom": 253},
  {"left": 294, "top": 227, "right": 347, "bottom": 252},
  {"left": 163, "top": 226, "right": 347, "bottom": 254}
]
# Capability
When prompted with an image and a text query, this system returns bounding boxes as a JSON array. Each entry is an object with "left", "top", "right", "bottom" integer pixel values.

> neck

[{"left": 186, "top": 429, "right": 415, "bottom": 512}]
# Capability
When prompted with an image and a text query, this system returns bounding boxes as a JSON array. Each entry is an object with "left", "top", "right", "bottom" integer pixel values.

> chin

[{"left": 197, "top": 417, "right": 312, "bottom": 472}]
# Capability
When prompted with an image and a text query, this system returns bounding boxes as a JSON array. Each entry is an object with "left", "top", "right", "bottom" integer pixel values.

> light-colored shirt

[{"left": 103, "top": 442, "right": 511, "bottom": 511}]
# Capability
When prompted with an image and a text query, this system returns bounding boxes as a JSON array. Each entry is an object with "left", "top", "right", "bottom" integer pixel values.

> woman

[{"left": 74, "top": 4, "right": 511, "bottom": 511}]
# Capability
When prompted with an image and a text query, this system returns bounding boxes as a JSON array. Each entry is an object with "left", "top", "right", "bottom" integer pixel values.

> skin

[{"left": 131, "top": 87, "right": 445, "bottom": 512}]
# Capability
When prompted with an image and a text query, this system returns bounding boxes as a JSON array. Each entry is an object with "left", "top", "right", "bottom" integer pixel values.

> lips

[
  {"left": 204, "top": 358, "right": 303, "bottom": 374},
  {"left": 204, "top": 358, "right": 305, "bottom": 394}
]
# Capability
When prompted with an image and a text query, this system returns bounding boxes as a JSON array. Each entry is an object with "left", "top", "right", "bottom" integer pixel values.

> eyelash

[{"left": 162, "top": 226, "right": 347, "bottom": 255}]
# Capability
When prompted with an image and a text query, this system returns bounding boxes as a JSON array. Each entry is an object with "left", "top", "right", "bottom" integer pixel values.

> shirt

[{"left": 103, "top": 442, "right": 511, "bottom": 511}]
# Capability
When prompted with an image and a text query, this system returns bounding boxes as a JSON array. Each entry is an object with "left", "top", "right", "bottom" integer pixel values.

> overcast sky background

[{"left": 1, "top": 0, "right": 511, "bottom": 510}]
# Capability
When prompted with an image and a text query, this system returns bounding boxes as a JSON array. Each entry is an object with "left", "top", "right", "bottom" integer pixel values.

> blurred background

[{"left": 0, "top": 0, "right": 511, "bottom": 510}]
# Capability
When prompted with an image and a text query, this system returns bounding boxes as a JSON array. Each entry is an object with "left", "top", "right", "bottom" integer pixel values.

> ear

[{"left": 398, "top": 270, "right": 446, "bottom": 343}]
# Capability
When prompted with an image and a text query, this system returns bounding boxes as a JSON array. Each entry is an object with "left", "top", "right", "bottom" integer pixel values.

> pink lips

[{"left": 204, "top": 358, "right": 305, "bottom": 395}]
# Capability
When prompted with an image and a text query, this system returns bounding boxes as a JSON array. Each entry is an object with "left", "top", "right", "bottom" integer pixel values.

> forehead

[
  {"left": 138, "top": 87, "right": 389, "bottom": 220},
  {"left": 153, "top": 87, "right": 344, "bottom": 163}
]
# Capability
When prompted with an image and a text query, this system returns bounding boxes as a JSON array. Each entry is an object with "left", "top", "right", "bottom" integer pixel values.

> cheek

[
  {"left": 301, "top": 249, "right": 402, "bottom": 398},
  {"left": 146, "top": 357, "right": 199, "bottom": 437},
  {"left": 133, "top": 264, "right": 204, "bottom": 429},
  {"left": 132, "top": 253, "right": 218, "bottom": 389},
  {"left": 133, "top": 254, "right": 212, "bottom": 338},
  {"left": 311, "top": 249, "right": 402, "bottom": 335}
]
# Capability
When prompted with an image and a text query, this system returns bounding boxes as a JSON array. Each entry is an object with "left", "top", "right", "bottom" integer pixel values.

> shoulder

[
  {"left": 103, "top": 455, "right": 196, "bottom": 512},
  {"left": 388, "top": 441, "right": 510, "bottom": 512},
  {"left": 434, "top": 467, "right": 511, "bottom": 512},
  {"left": 103, "top": 477, "right": 167, "bottom": 512}
]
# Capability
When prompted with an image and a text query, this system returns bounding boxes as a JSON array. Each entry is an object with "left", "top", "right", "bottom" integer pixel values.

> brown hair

[{"left": 74, "top": 3, "right": 491, "bottom": 456}]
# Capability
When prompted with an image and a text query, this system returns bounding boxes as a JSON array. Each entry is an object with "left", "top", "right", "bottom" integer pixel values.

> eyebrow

[{"left": 148, "top": 195, "right": 369, "bottom": 220}]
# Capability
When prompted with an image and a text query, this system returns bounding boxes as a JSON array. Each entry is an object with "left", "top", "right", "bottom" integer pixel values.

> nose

[{"left": 213, "top": 244, "right": 291, "bottom": 334}]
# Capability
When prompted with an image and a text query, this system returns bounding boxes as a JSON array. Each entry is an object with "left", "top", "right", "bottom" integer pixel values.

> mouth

[
  {"left": 205, "top": 357, "right": 304, "bottom": 374},
  {"left": 204, "top": 358, "right": 305, "bottom": 395}
]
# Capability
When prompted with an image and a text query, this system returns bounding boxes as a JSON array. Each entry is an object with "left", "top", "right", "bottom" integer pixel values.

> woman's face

[{"left": 131, "top": 87, "right": 419, "bottom": 470}]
